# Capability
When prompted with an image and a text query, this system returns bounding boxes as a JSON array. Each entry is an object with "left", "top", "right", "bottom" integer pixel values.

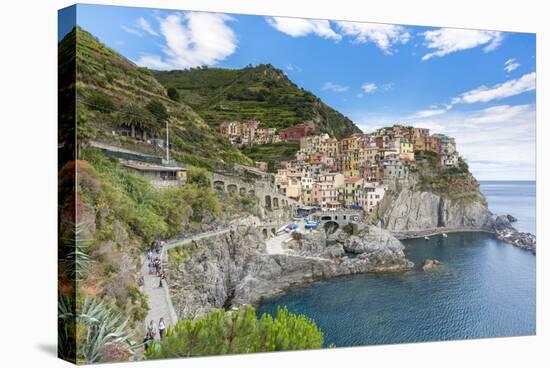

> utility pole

[{"left": 166, "top": 119, "right": 169, "bottom": 162}]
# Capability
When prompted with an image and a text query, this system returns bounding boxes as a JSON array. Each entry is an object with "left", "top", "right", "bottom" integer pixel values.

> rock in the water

[
  {"left": 422, "top": 259, "right": 442, "bottom": 271},
  {"left": 506, "top": 214, "right": 518, "bottom": 223},
  {"left": 493, "top": 215, "right": 536, "bottom": 253}
]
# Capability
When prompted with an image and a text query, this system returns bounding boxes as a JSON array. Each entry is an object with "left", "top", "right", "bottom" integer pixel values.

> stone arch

[
  {"left": 213, "top": 180, "right": 225, "bottom": 192},
  {"left": 248, "top": 189, "right": 255, "bottom": 196},
  {"left": 262, "top": 228, "right": 268, "bottom": 239},
  {"left": 227, "top": 184, "right": 238, "bottom": 196},
  {"left": 239, "top": 187, "right": 246, "bottom": 196},
  {"left": 265, "top": 195, "right": 272, "bottom": 209},
  {"left": 273, "top": 197, "right": 279, "bottom": 209},
  {"left": 324, "top": 221, "right": 339, "bottom": 234}
]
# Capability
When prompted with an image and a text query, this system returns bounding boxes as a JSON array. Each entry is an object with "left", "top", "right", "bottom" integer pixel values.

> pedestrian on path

[
  {"left": 147, "top": 320, "right": 156, "bottom": 340},
  {"left": 158, "top": 271, "right": 166, "bottom": 288},
  {"left": 158, "top": 318, "right": 166, "bottom": 340}
]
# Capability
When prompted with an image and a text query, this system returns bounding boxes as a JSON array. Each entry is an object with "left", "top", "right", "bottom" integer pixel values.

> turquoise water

[{"left": 258, "top": 181, "right": 536, "bottom": 347}]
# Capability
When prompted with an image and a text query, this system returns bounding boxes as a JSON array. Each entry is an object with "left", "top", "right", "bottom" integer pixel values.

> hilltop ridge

[{"left": 152, "top": 64, "right": 362, "bottom": 139}]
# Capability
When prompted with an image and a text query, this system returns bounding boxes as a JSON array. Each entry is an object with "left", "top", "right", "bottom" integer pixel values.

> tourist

[
  {"left": 158, "top": 318, "right": 166, "bottom": 340},
  {"left": 147, "top": 320, "right": 156, "bottom": 340},
  {"left": 159, "top": 271, "right": 166, "bottom": 288},
  {"left": 147, "top": 249, "right": 153, "bottom": 261}
]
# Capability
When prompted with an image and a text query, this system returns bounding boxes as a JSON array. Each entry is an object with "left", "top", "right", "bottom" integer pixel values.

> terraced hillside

[
  {"left": 152, "top": 65, "right": 361, "bottom": 139},
  {"left": 70, "top": 26, "right": 251, "bottom": 170}
]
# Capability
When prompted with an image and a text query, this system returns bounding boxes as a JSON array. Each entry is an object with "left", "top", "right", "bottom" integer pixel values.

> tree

[
  {"left": 167, "top": 87, "right": 180, "bottom": 102},
  {"left": 146, "top": 100, "right": 169, "bottom": 125},
  {"left": 145, "top": 306, "right": 325, "bottom": 359},
  {"left": 117, "top": 104, "right": 159, "bottom": 135},
  {"left": 186, "top": 166, "right": 211, "bottom": 188}
]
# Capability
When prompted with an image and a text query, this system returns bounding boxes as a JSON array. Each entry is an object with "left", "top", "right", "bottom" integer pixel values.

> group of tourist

[
  {"left": 143, "top": 318, "right": 166, "bottom": 349},
  {"left": 147, "top": 241, "right": 166, "bottom": 287},
  {"left": 143, "top": 240, "right": 168, "bottom": 350}
]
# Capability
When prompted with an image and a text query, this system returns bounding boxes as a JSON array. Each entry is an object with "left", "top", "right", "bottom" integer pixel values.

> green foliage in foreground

[
  {"left": 61, "top": 222, "right": 94, "bottom": 282},
  {"left": 145, "top": 306, "right": 325, "bottom": 359},
  {"left": 58, "top": 296, "right": 134, "bottom": 364},
  {"left": 80, "top": 148, "right": 221, "bottom": 244}
]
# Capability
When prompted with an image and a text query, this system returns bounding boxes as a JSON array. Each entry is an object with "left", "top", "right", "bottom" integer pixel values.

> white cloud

[
  {"left": 266, "top": 17, "right": 341, "bottom": 40},
  {"left": 137, "top": 17, "right": 159, "bottom": 37},
  {"left": 464, "top": 104, "right": 531, "bottom": 124},
  {"left": 322, "top": 81, "right": 349, "bottom": 92},
  {"left": 411, "top": 108, "right": 447, "bottom": 118},
  {"left": 121, "top": 25, "right": 143, "bottom": 37},
  {"left": 451, "top": 72, "right": 536, "bottom": 104},
  {"left": 421, "top": 28, "right": 503, "bottom": 60},
  {"left": 135, "top": 12, "right": 237, "bottom": 70},
  {"left": 504, "top": 58, "right": 520, "bottom": 73},
  {"left": 336, "top": 22, "right": 410, "bottom": 53},
  {"left": 361, "top": 82, "right": 377, "bottom": 93}
]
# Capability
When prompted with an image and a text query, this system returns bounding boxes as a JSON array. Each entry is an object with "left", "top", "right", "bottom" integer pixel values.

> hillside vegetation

[
  {"left": 152, "top": 65, "right": 361, "bottom": 139},
  {"left": 70, "top": 26, "right": 251, "bottom": 170}
]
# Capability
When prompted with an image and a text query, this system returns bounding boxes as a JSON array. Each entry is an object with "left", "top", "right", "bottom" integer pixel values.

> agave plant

[
  {"left": 62, "top": 222, "right": 94, "bottom": 281},
  {"left": 58, "top": 296, "right": 135, "bottom": 363}
]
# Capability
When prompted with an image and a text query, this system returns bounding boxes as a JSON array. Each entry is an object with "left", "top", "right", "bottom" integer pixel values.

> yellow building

[{"left": 399, "top": 141, "right": 415, "bottom": 161}]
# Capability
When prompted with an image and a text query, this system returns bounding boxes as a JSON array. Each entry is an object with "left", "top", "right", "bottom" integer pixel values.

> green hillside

[
  {"left": 152, "top": 65, "right": 362, "bottom": 139},
  {"left": 70, "top": 26, "right": 251, "bottom": 170}
]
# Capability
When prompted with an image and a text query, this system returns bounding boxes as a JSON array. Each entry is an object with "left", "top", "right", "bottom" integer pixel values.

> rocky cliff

[
  {"left": 166, "top": 223, "right": 412, "bottom": 319},
  {"left": 376, "top": 188, "right": 492, "bottom": 233},
  {"left": 373, "top": 152, "right": 493, "bottom": 234}
]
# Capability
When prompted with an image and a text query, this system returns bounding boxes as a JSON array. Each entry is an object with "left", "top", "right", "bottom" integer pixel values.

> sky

[{"left": 61, "top": 4, "right": 536, "bottom": 180}]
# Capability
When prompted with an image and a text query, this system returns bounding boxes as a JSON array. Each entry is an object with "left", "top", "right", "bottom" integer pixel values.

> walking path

[
  {"left": 141, "top": 218, "right": 315, "bottom": 341},
  {"left": 141, "top": 228, "right": 232, "bottom": 339}
]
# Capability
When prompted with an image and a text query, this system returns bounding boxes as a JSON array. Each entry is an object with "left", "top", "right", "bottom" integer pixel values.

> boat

[
  {"left": 424, "top": 236, "right": 430, "bottom": 240},
  {"left": 442, "top": 233, "right": 448, "bottom": 238}
]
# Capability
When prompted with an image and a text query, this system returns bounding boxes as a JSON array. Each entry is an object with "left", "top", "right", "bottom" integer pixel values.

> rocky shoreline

[{"left": 165, "top": 222, "right": 413, "bottom": 320}]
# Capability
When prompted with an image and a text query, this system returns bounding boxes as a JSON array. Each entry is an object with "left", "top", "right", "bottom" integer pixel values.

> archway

[
  {"left": 213, "top": 180, "right": 225, "bottom": 192},
  {"left": 273, "top": 197, "right": 279, "bottom": 209},
  {"left": 227, "top": 184, "right": 238, "bottom": 196},
  {"left": 265, "top": 195, "right": 272, "bottom": 209},
  {"left": 249, "top": 189, "right": 255, "bottom": 196},
  {"left": 324, "top": 221, "right": 339, "bottom": 234},
  {"left": 271, "top": 228, "right": 277, "bottom": 236},
  {"left": 239, "top": 187, "right": 247, "bottom": 196},
  {"left": 262, "top": 228, "right": 268, "bottom": 239}
]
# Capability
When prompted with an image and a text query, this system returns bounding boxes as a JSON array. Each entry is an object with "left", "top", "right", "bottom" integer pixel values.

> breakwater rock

[{"left": 493, "top": 215, "right": 536, "bottom": 253}]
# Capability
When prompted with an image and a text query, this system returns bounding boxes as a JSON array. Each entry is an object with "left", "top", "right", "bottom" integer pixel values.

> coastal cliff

[
  {"left": 372, "top": 152, "right": 535, "bottom": 252},
  {"left": 376, "top": 188, "right": 492, "bottom": 232},
  {"left": 166, "top": 222, "right": 412, "bottom": 319}
]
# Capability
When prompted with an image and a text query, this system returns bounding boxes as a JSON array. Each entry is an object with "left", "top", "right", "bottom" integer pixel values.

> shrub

[
  {"left": 186, "top": 166, "right": 211, "bottom": 187},
  {"left": 58, "top": 296, "right": 135, "bottom": 364},
  {"left": 86, "top": 90, "right": 115, "bottom": 113},
  {"left": 145, "top": 306, "right": 325, "bottom": 359},
  {"left": 167, "top": 87, "right": 180, "bottom": 102}
]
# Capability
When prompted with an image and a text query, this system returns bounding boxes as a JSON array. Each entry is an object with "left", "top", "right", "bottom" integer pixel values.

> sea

[{"left": 257, "top": 181, "right": 536, "bottom": 347}]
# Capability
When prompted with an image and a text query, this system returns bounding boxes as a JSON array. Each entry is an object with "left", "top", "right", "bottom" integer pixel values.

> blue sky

[{"left": 61, "top": 4, "right": 536, "bottom": 180}]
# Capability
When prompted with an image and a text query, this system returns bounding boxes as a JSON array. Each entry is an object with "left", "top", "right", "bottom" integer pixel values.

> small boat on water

[
  {"left": 424, "top": 236, "right": 430, "bottom": 241},
  {"left": 442, "top": 233, "right": 448, "bottom": 238}
]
